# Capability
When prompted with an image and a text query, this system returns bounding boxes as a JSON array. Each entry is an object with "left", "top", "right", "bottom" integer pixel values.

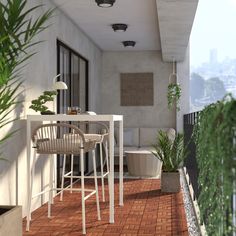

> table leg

[
  {"left": 26, "top": 119, "right": 31, "bottom": 223},
  {"left": 119, "top": 120, "right": 124, "bottom": 206},
  {"left": 109, "top": 120, "right": 114, "bottom": 223}
]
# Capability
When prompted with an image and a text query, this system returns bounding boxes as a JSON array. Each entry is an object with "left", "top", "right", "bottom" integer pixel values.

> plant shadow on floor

[{"left": 125, "top": 189, "right": 174, "bottom": 200}]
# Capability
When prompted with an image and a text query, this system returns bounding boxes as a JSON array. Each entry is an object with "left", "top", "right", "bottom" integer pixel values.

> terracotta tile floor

[{"left": 23, "top": 178, "right": 188, "bottom": 236}]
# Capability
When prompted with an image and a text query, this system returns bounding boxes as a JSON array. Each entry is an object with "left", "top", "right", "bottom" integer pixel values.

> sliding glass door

[
  {"left": 56, "top": 40, "right": 89, "bottom": 186},
  {"left": 57, "top": 41, "right": 88, "bottom": 114}
]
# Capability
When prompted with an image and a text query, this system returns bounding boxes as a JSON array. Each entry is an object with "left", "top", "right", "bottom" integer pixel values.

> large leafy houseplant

[
  {"left": 152, "top": 130, "right": 188, "bottom": 192},
  {"left": 194, "top": 94, "right": 236, "bottom": 235},
  {"left": 0, "top": 1, "right": 52, "bottom": 233},
  {"left": 152, "top": 130, "right": 187, "bottom": 172},
  {"left": 0, "top": 0, "right": 53, "bottom": 159}
]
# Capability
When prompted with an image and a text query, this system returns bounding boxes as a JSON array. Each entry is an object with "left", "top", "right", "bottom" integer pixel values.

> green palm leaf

[
  {"left": 0, "top": 0, "right": 53, "bottom": 159},
  {"left": 152, "top": 130, "right": 188, "bottom": 172}
]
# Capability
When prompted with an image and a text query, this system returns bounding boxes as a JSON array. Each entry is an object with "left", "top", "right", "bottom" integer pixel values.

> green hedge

[{"left": 194, "top": 94, "right": 236, "bottom": 235}]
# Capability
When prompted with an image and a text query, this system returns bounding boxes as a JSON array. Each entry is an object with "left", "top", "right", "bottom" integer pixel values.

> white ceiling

[
  {"left": 52, "top": 0, "right": 161, "bottom": 51},
  {"left": 51, "top": 0, "right": 198, "bottom": 61}
]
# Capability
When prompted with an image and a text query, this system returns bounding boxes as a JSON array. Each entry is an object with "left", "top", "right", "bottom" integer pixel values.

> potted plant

[
  {"left": 0, "top": 206, "right": 22, "bottom": 235},
  {"left": 167, "top": 62, "right": 181, "bottom": 111},
  {"left": 0, "top": 0, "right": 53, "bottom": 235},
  {"left": 167, "top": 83, "right": 181, "bottom": 111},
  {"left": 152, "top": 130, "right": 188, "bottom": 193},
  {"left": 30, "top": 90, "right": 57, "bottom": 114}
]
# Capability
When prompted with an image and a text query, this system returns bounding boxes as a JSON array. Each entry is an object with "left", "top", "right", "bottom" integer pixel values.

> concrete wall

[
  {"left": 101, "top": 51, "right": 176, "bottom": 128},
  {"left": 0, "top": 0, "right": 102, "bottom": 217},
  {"left": 176, "top": 46, "right": 190, "bottom": 132}
]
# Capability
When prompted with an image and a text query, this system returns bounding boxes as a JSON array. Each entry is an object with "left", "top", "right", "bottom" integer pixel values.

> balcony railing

[
  {"left": 184, "top": 111, "right": 236, "bottom": 235},
  {"left": 183, "top": 111, "right": 200, "bottom": 200}
]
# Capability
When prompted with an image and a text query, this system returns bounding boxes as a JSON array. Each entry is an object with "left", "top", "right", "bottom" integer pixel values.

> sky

[{"left": 190, "top": 0, "right": 236, "bottom": 67}]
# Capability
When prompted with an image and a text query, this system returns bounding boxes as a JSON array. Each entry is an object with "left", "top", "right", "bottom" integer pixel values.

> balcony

[
  {"left": 22, "top": 179, "right": 189, "bottom": 235},
  {"left": 2, "top": 0, "right": 235, "bottom": 236}
]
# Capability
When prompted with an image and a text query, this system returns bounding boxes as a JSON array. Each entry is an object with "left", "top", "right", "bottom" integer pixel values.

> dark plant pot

[
  {"left": 161, "top": 171, "right": 180, "bottom": 193},
  {"left": 0, "top": 206, "right": 22, "bottom": 236},
  {"left": 41, "top": 110, "right": 55, "bottom": 115}
]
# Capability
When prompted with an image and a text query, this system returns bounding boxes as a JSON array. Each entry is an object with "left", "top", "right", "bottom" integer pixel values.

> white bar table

[{"left": 26, "top": 114, "right": 123, "bottom": 223}]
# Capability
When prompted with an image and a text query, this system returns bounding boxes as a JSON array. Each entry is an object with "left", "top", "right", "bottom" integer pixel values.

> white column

[
  {"left": 26, "top": 118, "right": 31, "bottom": 225},
  {"left": 176, "top": 46, "right": 190, "bottom": 132}
]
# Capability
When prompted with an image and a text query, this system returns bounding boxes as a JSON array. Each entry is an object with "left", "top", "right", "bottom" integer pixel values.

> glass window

[
  {"left": 57, "top": 40, "right": 89, "bottom": 186},
  {"left": 57, "top": 41, "right": 88, "bottom": 114}
]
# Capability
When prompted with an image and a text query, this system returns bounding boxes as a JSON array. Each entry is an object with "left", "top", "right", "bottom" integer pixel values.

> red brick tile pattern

[{"left": 23, "top": 179, "right": 188, "bottom": 235}]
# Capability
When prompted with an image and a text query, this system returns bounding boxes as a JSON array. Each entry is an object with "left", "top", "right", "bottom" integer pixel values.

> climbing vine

[{"left": 194, "top": 94, "right": 236, "bottom": 235}]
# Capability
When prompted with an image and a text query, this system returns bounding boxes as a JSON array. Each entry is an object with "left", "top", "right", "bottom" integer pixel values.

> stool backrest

[
  {"left": 70, "top": 121, "right": 109, "bottom": 135},
  {"left": 32, "top": 123, "right": 86, "bottom": 155}
]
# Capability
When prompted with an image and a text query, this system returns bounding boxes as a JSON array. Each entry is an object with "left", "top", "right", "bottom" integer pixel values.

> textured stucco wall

[
  {"left": 0, "top": 0, "right": 102, "bottom": 217},
  {"left": 101, "top": 51, "right": 176, "bottom": 128},
  {"left": 176, "top": 46, "right": 190, "bottom": 132}
]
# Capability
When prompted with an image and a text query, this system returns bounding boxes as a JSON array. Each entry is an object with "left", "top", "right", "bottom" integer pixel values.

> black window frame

[{"left": 56, "top": 39, "right": 89, "bottom": 186}]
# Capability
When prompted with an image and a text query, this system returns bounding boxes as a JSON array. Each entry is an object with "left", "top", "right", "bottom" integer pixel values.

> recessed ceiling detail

[
  {"left": 112, "top": 24, "right": 128, "bottom": 32},
  {"left": 122, "top": 41, "right": 136, "bottom": 48},
  {"left": 95, "top": 0, "right": 116, "bottom": 8}
]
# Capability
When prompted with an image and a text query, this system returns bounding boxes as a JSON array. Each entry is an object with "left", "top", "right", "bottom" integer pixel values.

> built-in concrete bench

[
  {"left": 125, "top": 150, "right": 162, "bottom": 177},
  {"left": 114, "top": 127, "right": 175, "bottom": 177}
]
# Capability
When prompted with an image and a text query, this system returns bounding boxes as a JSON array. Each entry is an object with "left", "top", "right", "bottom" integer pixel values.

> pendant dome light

[{"left": 95, "top": 0, "right": 116, "bottom": 8}]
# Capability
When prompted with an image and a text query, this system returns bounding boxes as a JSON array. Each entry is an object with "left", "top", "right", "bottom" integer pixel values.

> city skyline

[{"left": 190, "top": 0, "right": 236, "bottom": 67}]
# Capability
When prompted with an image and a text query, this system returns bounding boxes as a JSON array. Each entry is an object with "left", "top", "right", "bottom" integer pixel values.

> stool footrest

[
  {"left": 32, "top": 187, "right": 95, "bottom": 199},
  {"left": 84, "top": 190, "right": 96, "bottom": 200},
  {"left": 63, "top": 171, "right": 109, "bottom": 179}
]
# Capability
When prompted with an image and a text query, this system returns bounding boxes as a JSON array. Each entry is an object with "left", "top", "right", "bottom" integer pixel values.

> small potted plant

[
  {"left": 167, "top": 62, "right": 181, "bottom": 111},
  {"left": 167, "top": 83, "right": 181, "bottom": 111},
  {"left": 152, "top": 130, "right": 188, "bottom": 193},
  {"left": 30, "top": 90, "right": 57, "bottom": 114}
]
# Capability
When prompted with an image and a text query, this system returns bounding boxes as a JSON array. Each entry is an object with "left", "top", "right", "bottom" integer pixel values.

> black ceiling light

[
  {"left": 112, "top": 24, "right": 128, "bottom": 32},
  {"left": 122, "top": 41, "right": 136, "bottom": 48},
  {"left": 95, "top": 0, "right": 116, "bottom": 8}
]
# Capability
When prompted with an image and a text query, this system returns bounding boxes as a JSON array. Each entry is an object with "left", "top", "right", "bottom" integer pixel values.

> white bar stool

[
  {"left": 60, "top": 121, "right": 110, "bottom": 202},
  {"left": 26, "top": 123, "right": 100, "bottom": 235}
]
